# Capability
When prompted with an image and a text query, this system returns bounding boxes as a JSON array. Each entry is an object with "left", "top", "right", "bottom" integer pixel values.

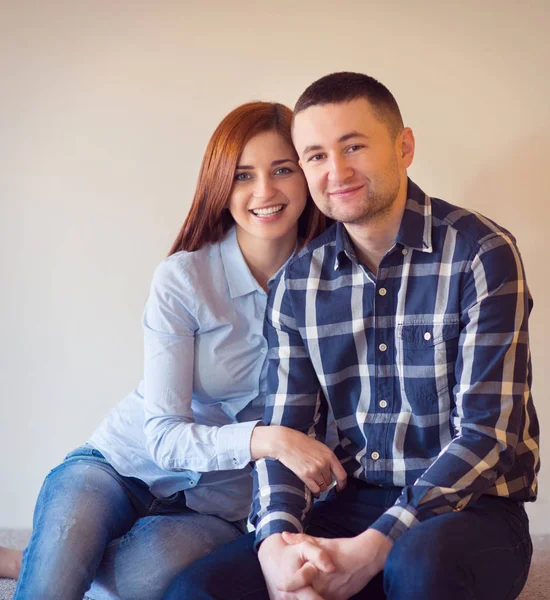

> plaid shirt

[{"left": 250, "top": 179, "right": 539, "bottom": 545}]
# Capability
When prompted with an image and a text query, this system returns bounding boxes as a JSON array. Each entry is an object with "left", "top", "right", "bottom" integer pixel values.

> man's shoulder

[
  {"left": 286, "top": 223, "right": 339, "bottom": 278},
  {"left": 430, "top": 196, "right": 517, "bottom": 251}
]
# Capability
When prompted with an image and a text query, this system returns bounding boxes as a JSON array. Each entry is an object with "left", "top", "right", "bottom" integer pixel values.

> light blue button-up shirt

[{"left": 89, "top": 226, "right": 270, "bottom": 521}]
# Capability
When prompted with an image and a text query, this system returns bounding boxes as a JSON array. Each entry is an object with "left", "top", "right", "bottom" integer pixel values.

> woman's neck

[{"left": 236, "top": 227, "right": 298, "bottom": 291}]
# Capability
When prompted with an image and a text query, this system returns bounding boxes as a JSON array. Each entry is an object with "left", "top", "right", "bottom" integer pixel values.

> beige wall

[{"left": 1, "top": 0, "right": 548, "bottom": 533}]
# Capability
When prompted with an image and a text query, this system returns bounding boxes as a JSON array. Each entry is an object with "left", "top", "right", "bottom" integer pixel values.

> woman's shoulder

[{"left": 150, "top": 241, "right": 225, "bottom": 298}]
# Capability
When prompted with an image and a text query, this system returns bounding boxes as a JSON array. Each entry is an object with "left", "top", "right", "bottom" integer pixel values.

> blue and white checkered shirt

[{"left": 250, "top": 179, "right": 539, "bottom": 544}]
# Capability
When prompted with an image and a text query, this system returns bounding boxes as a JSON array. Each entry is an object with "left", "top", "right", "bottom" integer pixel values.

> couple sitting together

[{"left": 1, "top": 71, "right": 539, "bottom": 600}]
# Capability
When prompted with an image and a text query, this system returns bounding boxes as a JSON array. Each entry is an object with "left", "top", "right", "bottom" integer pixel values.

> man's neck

[
  {"left": 237, "top": 229, "right": 297, "bottom": 291},
  {"left": 344, "top": 188, "right": 407, "bottom": 276}
]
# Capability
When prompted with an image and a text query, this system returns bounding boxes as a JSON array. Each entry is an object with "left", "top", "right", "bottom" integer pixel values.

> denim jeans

[
  {"left": 14, "top": 446, "right": 246, "bottom": 600},
  {"left": 165, "top": 480, "right": 533, "bottom": 600}
]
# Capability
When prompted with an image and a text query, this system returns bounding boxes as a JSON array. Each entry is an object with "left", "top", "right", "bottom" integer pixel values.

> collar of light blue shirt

[
  {"left": 220, "top": 226, "right": 263, "bottom": 298},
  {"left": 220, "top": 226, "right": 299, "bottom": 297}
]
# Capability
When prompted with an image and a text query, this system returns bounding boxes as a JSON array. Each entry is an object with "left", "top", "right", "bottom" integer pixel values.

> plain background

[{"left": 1, "top": 0, "right": 548, "bottom": 535}]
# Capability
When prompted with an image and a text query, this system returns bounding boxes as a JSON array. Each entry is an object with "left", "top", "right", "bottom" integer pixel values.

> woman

[{"left": 2, "top": 101, "right": 345, "bottom": 600}]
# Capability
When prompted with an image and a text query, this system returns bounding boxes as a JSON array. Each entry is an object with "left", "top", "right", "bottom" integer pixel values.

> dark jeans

[{"left": 164, "top": 481, "right": 533, "bottom": 600}]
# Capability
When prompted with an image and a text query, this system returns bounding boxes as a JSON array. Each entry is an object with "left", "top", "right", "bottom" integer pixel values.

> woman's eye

[
  {"left": 274, "top": 167, "right": 292, "bottom": 176},
  {"left": 346, "top": 144, "right": 364, "bottom": 153},
  {"left": 234, "top": 172, "right": 251, "bottom": 181}
]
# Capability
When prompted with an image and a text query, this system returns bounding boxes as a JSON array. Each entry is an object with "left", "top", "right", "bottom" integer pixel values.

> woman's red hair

[{"left": 168, "top": 102, "right": 327, "bottom": 255}]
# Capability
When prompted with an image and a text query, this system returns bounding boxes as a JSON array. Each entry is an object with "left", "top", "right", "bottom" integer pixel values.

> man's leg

[
  {"left": 384, "top": 496, "right": 533, "bottom": 600},
  {"left": 163, "top": 532, "right": 263, "bottom": 600},
  {"left": 164, "top": 482, "right": 398, "bottom": 600}
]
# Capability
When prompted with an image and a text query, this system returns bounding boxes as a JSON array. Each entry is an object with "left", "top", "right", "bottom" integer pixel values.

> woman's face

[{"left": 227, "top": 130, "right": 308, "bottom": 247}]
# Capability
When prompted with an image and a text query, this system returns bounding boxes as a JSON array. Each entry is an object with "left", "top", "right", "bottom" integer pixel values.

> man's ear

[
  {"left": 298, "top": 159, "right": 304, "bottom": 170},
  {"left": 399, "top": 127, "right": 415, "bottom": 168}
]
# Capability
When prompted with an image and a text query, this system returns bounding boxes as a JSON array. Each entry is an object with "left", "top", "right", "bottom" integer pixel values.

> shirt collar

[
  {"left": 219, "top": 226, "right": 261, "bottom": 299},
  {"left": 395, "top": 178, "right": 433, "bottom": 253},
  {"left": 334, "top": 178, "right": 433, "bottom": 270}
]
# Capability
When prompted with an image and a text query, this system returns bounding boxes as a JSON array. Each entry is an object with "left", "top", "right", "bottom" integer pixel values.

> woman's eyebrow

[
  {"left": 236, "top": 158, "right": 295, "bottom": 169},
  {"left": 271, "top": 158, "right": 295, "bottom": 166}
]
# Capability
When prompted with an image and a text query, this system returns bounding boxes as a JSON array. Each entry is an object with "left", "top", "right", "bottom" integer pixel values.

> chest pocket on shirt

[{"left": 395, "top": 320, "right": 460, "bottom": 411}]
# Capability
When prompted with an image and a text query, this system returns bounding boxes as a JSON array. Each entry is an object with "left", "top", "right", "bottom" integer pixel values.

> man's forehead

[{"left": 292, "top": 99, "right": 380, "bottom": 147}]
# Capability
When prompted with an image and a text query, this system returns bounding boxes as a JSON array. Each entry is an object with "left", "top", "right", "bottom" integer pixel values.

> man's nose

[{"left": 327, "top": 155, "right": 353, "bottom": 183}]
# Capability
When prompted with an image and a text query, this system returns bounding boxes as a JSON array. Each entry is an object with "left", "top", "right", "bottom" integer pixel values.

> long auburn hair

[{"left": 168, "top": 102, "right": 327, "bottom": 255}]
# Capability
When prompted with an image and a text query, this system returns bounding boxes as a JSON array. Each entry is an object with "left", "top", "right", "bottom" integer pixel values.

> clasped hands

[{"left": 258, "top": 529, "right": 393, "bottom": 600}]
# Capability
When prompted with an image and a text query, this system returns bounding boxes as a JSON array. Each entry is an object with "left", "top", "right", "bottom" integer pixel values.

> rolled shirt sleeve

[{"left": 251, "top": 271, "right": 329, "bottom": 546}]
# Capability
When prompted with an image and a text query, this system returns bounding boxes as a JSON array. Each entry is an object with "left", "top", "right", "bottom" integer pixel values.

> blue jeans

[
  {"left": 14, "top": 446, "right": 246, "bottom": 600},
  {"left": 165, "top": 480, "right": 533, "bottom": 599}
]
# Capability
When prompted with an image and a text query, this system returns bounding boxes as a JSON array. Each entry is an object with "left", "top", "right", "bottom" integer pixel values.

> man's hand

[
  {"left": 258, "top": 533, "right": 336, "bottom": 599},
  {"left": 280, "top": 529, "right": 393, "bottom": 600}
]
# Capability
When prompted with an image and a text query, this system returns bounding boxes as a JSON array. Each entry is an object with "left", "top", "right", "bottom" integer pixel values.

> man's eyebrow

[
  {"left": 236, "top": 158, "right": 295, "bottom": 169},
  {"left": 338, "top": 131, "right": 369, "bottom": 143},
  {"left": 301, "top": 132, "right": 369, "bottom": 158},
  {"left": 301, "top": 144, "right": 323, "bottom": 157}
]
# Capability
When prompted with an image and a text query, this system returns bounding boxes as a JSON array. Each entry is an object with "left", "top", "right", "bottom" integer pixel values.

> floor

[{"left": 0, "top": 529, "right": 548, "bottom": 599}]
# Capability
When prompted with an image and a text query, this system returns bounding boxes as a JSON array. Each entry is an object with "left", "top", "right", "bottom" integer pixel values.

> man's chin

[{"left": 329, "top": 211, "right": 374, "bottom": 225}]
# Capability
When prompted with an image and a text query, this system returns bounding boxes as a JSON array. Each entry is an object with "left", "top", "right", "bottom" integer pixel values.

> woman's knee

[
  {"left": 37, "top": 455, "right": 135, "bottom": 528},
  {"left": 22, "top": 458, "right": 136, "bottom": 574}
]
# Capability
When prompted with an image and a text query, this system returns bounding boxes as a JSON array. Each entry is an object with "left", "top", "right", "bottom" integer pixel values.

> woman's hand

[{"left": 251, "top": 425, "right": 347, "bottom": 495}]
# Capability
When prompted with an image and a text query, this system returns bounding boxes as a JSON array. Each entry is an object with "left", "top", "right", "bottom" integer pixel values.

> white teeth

[{"left": 251, "top": 204, "right": 284, "bottom": 216}]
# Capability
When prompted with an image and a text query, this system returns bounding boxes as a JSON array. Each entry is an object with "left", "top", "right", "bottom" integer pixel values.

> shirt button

[
  {"left": 371, "top": 451, "right": 380, "bottom": 460},
  {"left": 379, "top": 400, "right": 388, "bottom": 408},
  {"left": 378, "top": 287, "right": 387, "bottom": 296},
  {"left": 232, "top": 458, "right": 239, "bottom": 466},
  {"left": 260, "top": 347, "right": 267, "bottom": 354},
  {"left": 402, "top": 248, "right": 408, "bottom": 256},
  {"left": 424, "top": 332, "right": 432, "bottom": 341},
  {"left": 188, "top": 479, "right": 195, "bottom": 486},
  {"left": 379, "top": 343, "right": 387, "bottom": 352}
]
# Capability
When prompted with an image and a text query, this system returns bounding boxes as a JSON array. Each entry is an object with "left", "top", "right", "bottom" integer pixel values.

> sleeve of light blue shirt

[{"left": 142, "top": 254, "right": 259, "bottom": 473}]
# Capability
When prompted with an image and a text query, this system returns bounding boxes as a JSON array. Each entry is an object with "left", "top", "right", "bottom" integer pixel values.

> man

[{"left": 165, "top": 72, "right": 539, "bottom": 599}]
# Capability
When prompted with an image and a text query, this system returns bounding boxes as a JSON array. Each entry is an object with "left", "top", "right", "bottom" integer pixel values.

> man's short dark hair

[{"left": 294, "top": 72, "right": 404, "bottom": 138}]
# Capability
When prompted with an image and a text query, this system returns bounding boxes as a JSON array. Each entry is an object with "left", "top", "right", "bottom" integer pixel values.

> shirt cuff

[
  {"left": 369, "top": 504, "right": 421, "bottom": 543},
  {"left": 215, "top": 419, "right": 261, "bottom": 471},
  {"left": 254, "top": 511, "right": 304, "bottom": 550}
]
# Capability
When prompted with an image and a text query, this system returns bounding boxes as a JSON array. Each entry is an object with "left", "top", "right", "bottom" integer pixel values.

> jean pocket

[
  {"left": 45, "top": 445, "right": 107, "bottom": 479},
  {"left": 63, "top": 444, "right": 106, "bottom": 462}
]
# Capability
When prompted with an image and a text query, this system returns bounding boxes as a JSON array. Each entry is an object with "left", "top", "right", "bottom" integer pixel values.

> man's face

[{"left": 292, "top": 98, "right": 413, "bottom": 225}]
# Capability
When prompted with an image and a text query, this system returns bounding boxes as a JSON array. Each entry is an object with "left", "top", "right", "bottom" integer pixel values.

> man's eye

[
  {"left": 308, "top": 154, "right": 325, "bottom": 162},
  {"left": 234, "top": 172, "right": 251, "bottom": 181},
  {"left": 346, "top": 144, "right": 364, "bottom": 153}
]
